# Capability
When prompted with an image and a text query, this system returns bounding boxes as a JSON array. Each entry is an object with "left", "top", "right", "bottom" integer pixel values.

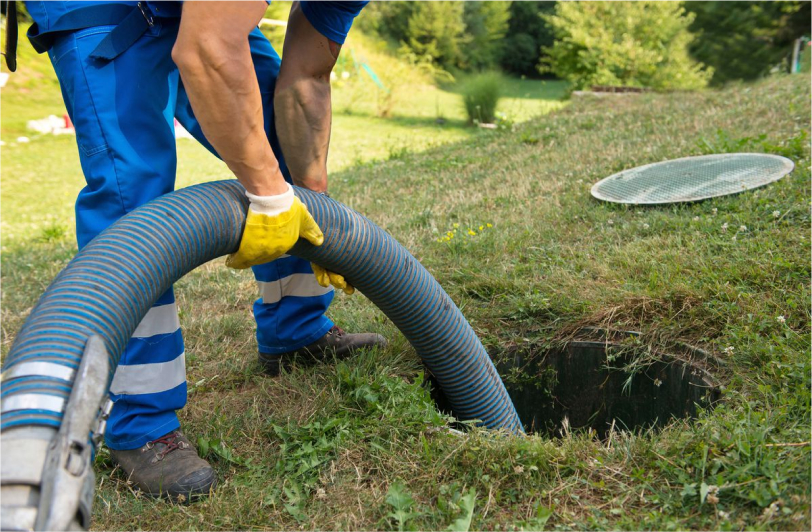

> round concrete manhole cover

[{"left": 591, "top": 153, "right": 794, "bottom": 205}]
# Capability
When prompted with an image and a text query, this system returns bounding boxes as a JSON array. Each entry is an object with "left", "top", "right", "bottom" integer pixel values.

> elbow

[
  {"left": 171, "top": 37, "right": 201, "bottom": 75},
  {"left": 172, "top": 34, "right": 239, "bottom": 78}
]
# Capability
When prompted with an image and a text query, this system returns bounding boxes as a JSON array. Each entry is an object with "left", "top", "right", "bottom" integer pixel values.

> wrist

[
  {"left": 246, "top": 183, "right": 295, "bottom": 216},
  {"left": 234, "top": 159, "right": 289, "bottom": 196}
]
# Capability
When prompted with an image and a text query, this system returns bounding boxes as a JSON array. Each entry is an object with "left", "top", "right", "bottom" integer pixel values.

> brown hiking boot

[
  {"left": 259, "top": 325, "right": 386, "bottom": 376},
  {"left": 109, "top": 430, "right": 216, "bottom": 502}
]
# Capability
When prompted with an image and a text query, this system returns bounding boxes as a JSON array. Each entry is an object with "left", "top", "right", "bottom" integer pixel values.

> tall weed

[{"left": 460, "top": 71, "right": 504, "bottom": 124}]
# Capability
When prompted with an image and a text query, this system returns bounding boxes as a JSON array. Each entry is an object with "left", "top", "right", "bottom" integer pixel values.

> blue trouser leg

[
  {"left": 48, "top": 21, "right": 186, "bottom": 450},
  {"left": 175, "top": 28, "right": 334, "bottom": 353}
]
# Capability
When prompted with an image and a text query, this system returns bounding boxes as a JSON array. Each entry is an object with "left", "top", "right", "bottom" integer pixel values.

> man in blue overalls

[{"left": 23, "top": 0, "right": 383, "bottom": 501}]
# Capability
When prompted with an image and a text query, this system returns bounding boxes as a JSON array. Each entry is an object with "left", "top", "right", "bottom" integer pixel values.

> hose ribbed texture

[{"left": 1, "top": 180, "right": 522, "bottom": 433}]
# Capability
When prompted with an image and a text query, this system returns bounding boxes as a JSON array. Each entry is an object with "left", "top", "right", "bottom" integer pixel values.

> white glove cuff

[{"left": 246, "top": 184, "right": 295, "bottom": 216}]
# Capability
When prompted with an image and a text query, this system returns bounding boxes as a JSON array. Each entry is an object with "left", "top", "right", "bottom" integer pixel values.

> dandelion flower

[
  {"left": 773, "top": 210, "right": 781, "bottom": 218},
  {"left": 486, "top": 223, "right": 493, "bottom": 228},
  {"left": 468, "top": 229, "right": 476, "bottom": 236},
  {"left": 777, "top": 315, "right": 786, "bottom": 324},
  {"left": 479, "top": 225, "right": 484, "bottom": 231}
]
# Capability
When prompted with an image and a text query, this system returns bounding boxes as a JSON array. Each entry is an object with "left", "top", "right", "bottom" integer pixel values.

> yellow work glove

[
  {"left": 226, "top": 184, "right": 324, "bottom": 269},
  {"left": 312, "top": 263, "right": 355, "bottom": 295}
]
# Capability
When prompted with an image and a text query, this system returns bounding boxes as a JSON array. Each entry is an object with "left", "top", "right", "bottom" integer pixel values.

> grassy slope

[{"left": 2, "top": 27, "right": 810, "bottom": 532}]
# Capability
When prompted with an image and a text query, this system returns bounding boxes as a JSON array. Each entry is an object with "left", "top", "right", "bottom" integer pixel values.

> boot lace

[
  {"left": 143, "top": 431, "right": 188, "bottom": 460},
  {"left": 327, "top": 325, "right": 345, "bottom": 337}
]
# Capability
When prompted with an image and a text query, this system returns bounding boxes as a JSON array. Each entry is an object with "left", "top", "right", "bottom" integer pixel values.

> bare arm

[
  {"left": 274, "top": 2, "right": 341, "bottom": 193},
  {"left": 172, "top": 1, "right": 288, "bottom": 196}
]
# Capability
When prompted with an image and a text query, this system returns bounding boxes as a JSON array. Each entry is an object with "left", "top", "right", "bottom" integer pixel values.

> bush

[
  {"left": 540, "top": 2, "right": 713, "bottom": 91},
  {"left": 460, "top": 72, "right": 503, "bottom": 124}
]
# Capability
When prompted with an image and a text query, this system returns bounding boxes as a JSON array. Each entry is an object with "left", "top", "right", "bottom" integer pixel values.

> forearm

[
  {"left": 274, "top": 78, "right": 332, "bottom": 192},
  {"left": 173, "top": 2, "right": 287, "bottom": 196}
]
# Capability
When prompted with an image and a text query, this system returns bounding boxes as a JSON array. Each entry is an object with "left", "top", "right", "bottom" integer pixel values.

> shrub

[
  {"left": 460, "top": 72, "right": 503, "bottom": 124},
  {"left": 540, "top": 2, "right": 713, "bottom": 91}
]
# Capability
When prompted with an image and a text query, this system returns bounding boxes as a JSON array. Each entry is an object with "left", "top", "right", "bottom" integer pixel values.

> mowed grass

[{"left": 2, "top": 35, "right": 810, "bottom": 532}]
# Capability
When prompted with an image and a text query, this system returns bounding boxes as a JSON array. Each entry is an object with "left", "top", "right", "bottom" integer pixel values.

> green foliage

[
  {"left": 685, "top": 2, "right": 811, "bottom": 84},
  {"left": 354, "top": 1, "right": 416, "bottom": 45},
  {"left": 442, "top": 486, "right": 477, "bottom": 531},
  {"left": 459, "top": 71, "right": 504, "bottom": 124},
  {"left": 385, "top": 481, "right": 423, "bottom": 531},
  {"left": 402, "top": 2, "right": 466, "bottom": 70},
  {"left": 360, "top": 1, "right": 513, "bottom": 72},
  {"left": 541, "top": 1, "right": 713, "bottom": 91},
  {"left": 500, "top": 2, "right": 557, "bottom": 77},
  {"left": 460, "top": 2, "right": 512, "bottom": 70}
]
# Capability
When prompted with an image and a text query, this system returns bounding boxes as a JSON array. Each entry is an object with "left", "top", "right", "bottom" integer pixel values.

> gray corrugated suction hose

[{"left": 1, "top": 180, "right": 521, "bottom": 529}]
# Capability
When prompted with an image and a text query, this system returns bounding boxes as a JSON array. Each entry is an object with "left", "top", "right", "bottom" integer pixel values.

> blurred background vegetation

[
  {"left": 352, "top": 0, "right": 809, "bottom": 87},
  {"left": 5, "top": 1, "right": 811, "bottom": 126}
]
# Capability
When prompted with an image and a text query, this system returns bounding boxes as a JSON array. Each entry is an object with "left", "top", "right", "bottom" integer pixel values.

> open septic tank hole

[{"left": 429, "top": 331, "right": 721, "bottom": 437}]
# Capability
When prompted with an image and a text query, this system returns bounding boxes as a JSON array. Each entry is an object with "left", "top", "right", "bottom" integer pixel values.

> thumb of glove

[{"left": 297, "top": 202, "right": 324, "bottom": 247}]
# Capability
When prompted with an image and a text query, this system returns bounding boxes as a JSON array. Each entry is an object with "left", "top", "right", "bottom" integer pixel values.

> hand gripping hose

[{"left": 0, "top": 180, "right": 522, "bottom": 530}]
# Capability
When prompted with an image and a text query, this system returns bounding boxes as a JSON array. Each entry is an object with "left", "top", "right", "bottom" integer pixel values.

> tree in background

[
  {"left": 354, "top": 2, "right": 416, "bottom": 49},
  {"left": 402, "top": 2, "right": 466, "bottom": 70},
  {"left": 685, "top": 1, "right": 811, "bottom": 85},
  {"left": 500, "top": 1, "right": 557, "bottom": 77},
  {"left": 357, "top": 1, "right": 513, "bottom": 72},
  {"left": 460, "top": 2, "right": 512, "bottom": 71},
  {"left": 541, "top": 2, "right": 712, "bottom": 91}
]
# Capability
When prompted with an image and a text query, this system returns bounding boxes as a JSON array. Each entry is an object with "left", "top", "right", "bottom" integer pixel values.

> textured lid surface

[{"left": 591, "top": 153, "right": 794, "bottom": 205}]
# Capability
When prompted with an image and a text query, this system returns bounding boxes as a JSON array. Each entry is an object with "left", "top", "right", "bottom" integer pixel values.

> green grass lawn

[{"left": 2, "top": 31, "right": 810, "bottom": 532}]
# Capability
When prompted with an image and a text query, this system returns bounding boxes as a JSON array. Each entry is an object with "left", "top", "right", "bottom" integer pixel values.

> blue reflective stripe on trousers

[{"left": 47, "top": 20, "right": 332, "bottom": 450}]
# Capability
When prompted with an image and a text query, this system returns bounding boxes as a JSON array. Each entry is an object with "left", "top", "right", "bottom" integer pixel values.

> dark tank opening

[{"left": 428, "top": 332, "right": 721, "bottom": 437}]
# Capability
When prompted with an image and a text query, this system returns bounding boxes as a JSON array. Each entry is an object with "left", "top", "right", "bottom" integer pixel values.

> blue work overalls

[{"left": 28, "top": 2, "right": 335, "bottom": 450}]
